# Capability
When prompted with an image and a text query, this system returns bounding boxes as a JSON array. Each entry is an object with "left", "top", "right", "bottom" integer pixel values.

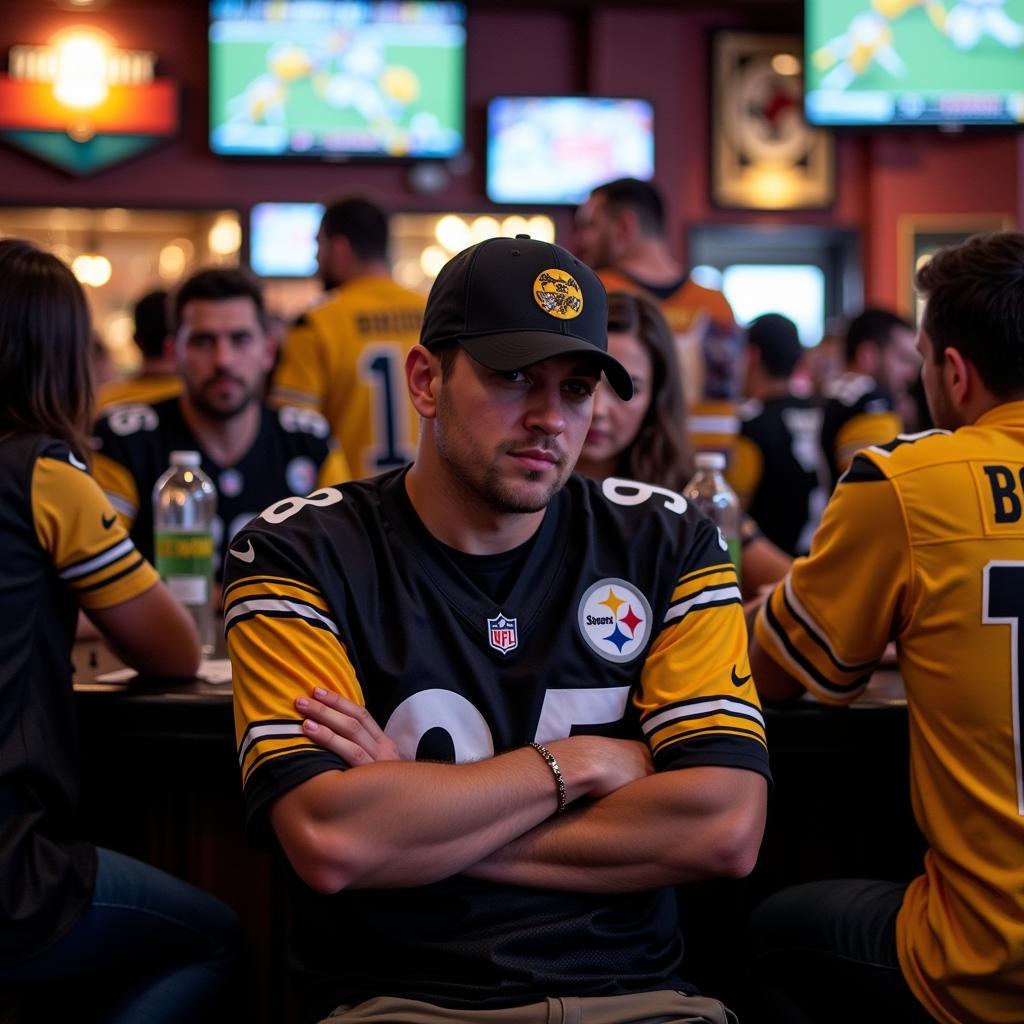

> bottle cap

[
  {"left": 695, "top": 452, "right": 726, "bottom": 470},
  {"left": 169, "top": 450, "right": 202, "bottom": 468}
]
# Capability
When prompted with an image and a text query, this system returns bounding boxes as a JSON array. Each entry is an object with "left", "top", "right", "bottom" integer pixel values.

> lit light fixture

[
  {"left": 52, "top": 29, "right": 111, "bottom": 110},
  {"left": 207, "top": 214, "right": 241, "bottom": 257},
  {"left": 468, "top": 216, "right": 500, "bottom": 245},
  {"left": 71, "top": 252, "right": 112, "bottom": 287},
  {"left": 419, "top": 245, "right": 448, "bottom": 279},
  {"left": 434, "top": 214, "right": 470, "bottom": 254},
  {"left": 771, "top": 53, "right": 802, "bottom": 77}
]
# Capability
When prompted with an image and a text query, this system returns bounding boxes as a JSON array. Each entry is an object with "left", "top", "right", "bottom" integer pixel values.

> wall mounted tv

[
  {"left": 210, "top": 1, "right": 465, "bottom": 158},
  {"left": 249, "top": 202, "right": 324, "bottom": 277},
  {"left": 805, "top": 0, "right": 1024, "bottom": 127},
  {"left": 486, "top": 96, "right": 655, "bottom": 205}
]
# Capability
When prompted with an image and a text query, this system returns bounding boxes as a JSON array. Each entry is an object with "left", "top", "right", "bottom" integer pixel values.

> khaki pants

[{"left": 324, "top": 991, "right": 737, "bottom": 1024}]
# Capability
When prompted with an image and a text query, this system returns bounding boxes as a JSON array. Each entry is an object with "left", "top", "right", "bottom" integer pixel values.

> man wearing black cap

[{"left": 224, "top": 237, "right": 770, "bottom": 1024}]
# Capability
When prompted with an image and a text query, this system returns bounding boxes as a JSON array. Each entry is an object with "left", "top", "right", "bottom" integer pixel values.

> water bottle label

[
  {"left": 727, "top": 537, "right": 742, "bottom": 582},
  {"left": 155, "top": 531, "right": 213, "bottom": 607}
]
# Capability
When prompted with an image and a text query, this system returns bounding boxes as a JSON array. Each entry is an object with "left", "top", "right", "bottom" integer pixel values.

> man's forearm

[
  {"left": 270, "top": 736, "right": 648, "bottom": 893},
  {"left": 464, "top": 766, "right": 767, "bottom": 892}
]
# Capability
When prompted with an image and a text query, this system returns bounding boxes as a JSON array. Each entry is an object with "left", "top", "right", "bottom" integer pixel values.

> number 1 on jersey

[
  {"left": 983, "top": 561, "right": 1024, "bottom": 816},
  {"left": 360, "top": 345, "right": 414, "bottom": 472}
]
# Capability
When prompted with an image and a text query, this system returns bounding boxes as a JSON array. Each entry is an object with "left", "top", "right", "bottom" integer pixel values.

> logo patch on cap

[{"left": 533, "top": 269, "right": 583, "bottom": 320}]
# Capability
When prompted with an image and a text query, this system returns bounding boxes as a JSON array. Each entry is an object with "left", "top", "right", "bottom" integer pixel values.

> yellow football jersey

[
  {"left": 270, "top": 276, "right": 425, "bottom": 480},
  {"left": 755, "top": 402, "right": 1024, "bottom": 1024},
  {"left": 96, "top": 372, "right": 181, "bottom": 413}
]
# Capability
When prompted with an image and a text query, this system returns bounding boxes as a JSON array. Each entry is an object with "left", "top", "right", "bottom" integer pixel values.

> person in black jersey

[
  {"left": 225, "top": 236, "right": 770, "bottom": 1024},
  {"left": 729, "top": 313, "right": 829, "bottom": 556},
  {"left": 0, "top": 240, "right": 238, "bottom": 1021}
]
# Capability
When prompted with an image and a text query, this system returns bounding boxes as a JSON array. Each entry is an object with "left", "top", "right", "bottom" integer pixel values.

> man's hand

[{"left": 296, "top": 688, "right": 402, "bottom": 765}]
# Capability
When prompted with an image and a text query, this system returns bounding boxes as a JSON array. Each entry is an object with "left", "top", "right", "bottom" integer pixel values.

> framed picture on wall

[
  {"left": 898, "top": 213, "right": 1016, "bottom": 323},
  {"left": 711, "top": 31, "right": 834, "bottom": 211}
]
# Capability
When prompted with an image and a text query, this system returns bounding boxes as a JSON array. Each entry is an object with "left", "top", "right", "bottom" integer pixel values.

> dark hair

[
  {"left": 0, "top": 239, "right": 93, "bottom": 459},
  {"left": 843, "top": 307, "right": 913, "bottom": 364},
  {"left": 591, "top": 178, "right": 665, "bottom": 237},
  {"left": 916, "top": 231, "right": 1024, "bottom": 398},
  {"left": 320, "top": 197, "right": 389, "bottom": 261},
  {"left": 606, "top": 290, "right": 693, "bottom": 491},
  {"left": 132, "top": 289, "right": 170, "bottom": 358},
  {"left": 748, "top": 312, "right": 803, "bottom": 379},
  {"left": 172, "top": 267, "right": 266, "bottom": 333}
]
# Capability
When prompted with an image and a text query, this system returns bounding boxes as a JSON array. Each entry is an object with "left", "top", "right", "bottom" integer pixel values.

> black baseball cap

[{"left": 420, "top": 235, "right": 634, "bottom": 400}]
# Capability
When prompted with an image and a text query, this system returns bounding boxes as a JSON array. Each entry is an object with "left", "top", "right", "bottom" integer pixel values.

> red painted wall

[{"left": 0, "top": 2, "right": 1019, "bottom": 309}]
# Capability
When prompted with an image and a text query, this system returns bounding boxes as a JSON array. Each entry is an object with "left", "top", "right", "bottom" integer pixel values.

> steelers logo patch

[
  {"left": 533, "top": 269, "right": 583, "bottom": 320},
  {"left": 577, "top": 578, "right": 652, "bottom": 664}
]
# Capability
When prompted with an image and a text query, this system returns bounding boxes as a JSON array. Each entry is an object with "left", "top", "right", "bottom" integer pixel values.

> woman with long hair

[
  {"left": 576, "top": 290, "right": 791, "bottom": 597},
  {"left": 0, "top": 239, "right": 238, "bottom": 1022}
]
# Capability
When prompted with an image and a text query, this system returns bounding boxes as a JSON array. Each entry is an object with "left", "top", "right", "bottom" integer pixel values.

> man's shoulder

[
  {"left": 266, "top": 404, "right": 332, "bottom": 445},
  {"left": 823, "top": 373, "right": 891, "bottom": 413},
  {"left": 92, "top": 400, "right": 175, "bottom": 464},
  {"left": 842, "top": 429, "right": 953, "bottom": 485}
]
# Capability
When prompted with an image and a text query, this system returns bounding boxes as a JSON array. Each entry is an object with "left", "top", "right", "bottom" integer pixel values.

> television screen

[
  {"left": 805, "top": 0, "right": 1024, "bottom": 127},
  {"left": 210, "top": 1, "right": 465, "bottom": 158},
  {"left": 250, "top": 201, "right": 324, "bottom": 277},
  {"left": 486, "top": 97, "right": 655, "bottom": 205}
]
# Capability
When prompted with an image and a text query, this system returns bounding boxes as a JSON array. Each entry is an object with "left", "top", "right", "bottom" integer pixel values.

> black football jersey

[
  {"left": 91, "top": 398, "right": 345, "bottom": 576},
  {"left": 0, "top": 433, "right": 157, "bottom": 963},
  {"left": 730, "top": 395, "right": 829, "bottom": 556},
  {"left": 820, "top": 373, "right": 901, "bottom": 490},
  {"left": 225, "top": 469, "right": 770, "bottom": 1012}
]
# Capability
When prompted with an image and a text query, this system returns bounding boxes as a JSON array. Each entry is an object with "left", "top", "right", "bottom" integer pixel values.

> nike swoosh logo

[
  {"left": 731, "top": 666, "right": 752, "bottom": 687},
  {"left": 101, "top": 513, "right": 117, "bottom": 529},
  {"left": 230, "top": 540, "right": 255, "bottom": 563}
]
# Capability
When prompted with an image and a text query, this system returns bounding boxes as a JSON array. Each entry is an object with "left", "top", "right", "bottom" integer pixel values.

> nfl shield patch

[{"left": 487, "top": 613, "right": 518, "bottom": 655}]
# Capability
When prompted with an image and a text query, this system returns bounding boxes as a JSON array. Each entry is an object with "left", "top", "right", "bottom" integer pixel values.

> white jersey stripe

[
  {"left": 642, "top": 697, "right": 765, "bottom": 734},
  {"left": 224, "top": 597, "right": 340, "bottom": 635},
  {"left": 664, "top": 585, "right": 742, "bottom": 623},
  {"left": 238, "top": 721, "right": 305, "bottom": 766},
  {"left": 59, "top": 537, "right": 134, "bottom": 580}
]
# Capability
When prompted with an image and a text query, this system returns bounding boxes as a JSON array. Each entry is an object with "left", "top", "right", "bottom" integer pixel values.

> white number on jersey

[{"left": 603, "top": 477, "right": 687, "bottom": 515}]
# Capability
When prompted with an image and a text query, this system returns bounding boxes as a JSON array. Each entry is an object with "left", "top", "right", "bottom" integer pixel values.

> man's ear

[
  {"left": 943, "top": 346, "right": 971, "bottom": 406},
  {"left": 406, "top": 345, "right": 442, "bottom": 419}
]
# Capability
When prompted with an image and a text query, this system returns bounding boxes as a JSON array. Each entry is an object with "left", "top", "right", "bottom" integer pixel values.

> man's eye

[
  {"left": 499, "top": 370, "right": 526, "bottom": 383},
  {"left": 565, "top": 380, "right": 596, "bottom": 398}
]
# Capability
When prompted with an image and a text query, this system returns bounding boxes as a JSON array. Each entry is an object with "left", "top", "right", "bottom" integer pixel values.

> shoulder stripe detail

[
  {"left": 641, "top": 697, "right": 766, "bottom": 735},
  {"left": 74, "top": 553, "right": 146, "bottom": 593},
  {"left": 867, "top": 429, "right": 950, "bottom": 456},
  {"left": 652, "top": 725, "right": 768, "bottom": 755},
  {"left": 106, "top": 493, "right": 138, "bottom": 518},
  {"left": 224, "top": 597, "right": 339, "bottom": 635},
  {"left": 665, "top": 585, "right": 742, "bottom": 624},
  {"left": 244, "top": 742, "right": 330, "bottom": 782},
  {"left": 640, "top": 692, "right": 763, "bottom": 723},
  {"left": 59, "top": 537, "right": 135, "bottom": 580},
  {"left": 763, "top": 592, "right": 872, "bottom": 696},
  {"left": 782, "top": 576, "right": 876, "bottom": 673},
  {"left": 222, "top": 574, "right": 323, "bottom": 601},
  {"left": 238, "top": 720, "right": 305, "bottom": 766},
  {"left": 676, "top": 564, "right": 736, "bottom": 587},
  {"left": 839, "top": 455, "right": 887, "bottom": 484},
  {"left": 688, "top": 415, "right": 739, "bottom": 435}
]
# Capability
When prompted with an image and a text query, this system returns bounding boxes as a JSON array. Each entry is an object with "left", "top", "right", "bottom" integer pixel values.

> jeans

[
  {"left": 2, "top": 847, "right": 240, "bottom": 1023},
  {"left": 745, "top": 878, "right": 935, "bottom": 1023}
]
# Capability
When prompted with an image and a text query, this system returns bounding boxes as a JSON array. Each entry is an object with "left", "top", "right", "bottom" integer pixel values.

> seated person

[
  {"left": 729, "top": 313, "right": 829, "bottom": 556},
  {"left": 0, "top": 239, "right": 238, "bottom": 1022},
  {"left": 747, "top": 232, "right": 1024, "bottom": 1023},
  {"left": 92, "top": 268, "right": 349, "bottom": 572},
  {"left": 820, "top": 307, "right": 916, "bottom": 489},
  {"left": 574, "top": 290, "right": 792, "bottom": 598},
  {"left": 225, "top": 238, "right": 770, "bottom": 1024},
  {"left": 96, "top": 289, "right": 180, "bottom": 411}
]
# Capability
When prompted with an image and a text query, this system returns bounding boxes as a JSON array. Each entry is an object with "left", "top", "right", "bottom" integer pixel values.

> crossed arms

[{"left": 269, "top": 691, "right": 767, "bottom": 896}]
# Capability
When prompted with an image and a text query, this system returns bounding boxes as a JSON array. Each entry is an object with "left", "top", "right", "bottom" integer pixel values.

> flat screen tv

[
  {"left": 804, "top": 0, "right": 1024, "bottom": 127},
  {"left": 486, "top": 96, "right": 655, "bottom": 205},
  {"left": 210, "top": 1, "right": 465, "bottom": 158},
  {"left": 249, "top": 201, "right": 324, "bottom": 277}
]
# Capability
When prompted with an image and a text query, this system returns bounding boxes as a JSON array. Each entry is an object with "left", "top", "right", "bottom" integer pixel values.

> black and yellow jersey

[
  {"left": 91, "top": 397, "right": 349, "bottom": 576},
  {"left": 755, "top": 401, "right": 1024, "bottom": 1024},
  {"left": 0, "top": 433, "right": 158, "bottom": 964},
  {"left": 270, "top": 276, "right": 425, "bottom": 480},
  {"left": 225, "top": 469, "right": 770, "bottom": 1012},
  {"left": 820, "top": 371, "right": 902, "bottom": 489},
  {"left": 728, "top": 395, "right": 828, "bottom": 556},
  {"left": 95, "top": 371, "right": 181, "bottom": 412}
]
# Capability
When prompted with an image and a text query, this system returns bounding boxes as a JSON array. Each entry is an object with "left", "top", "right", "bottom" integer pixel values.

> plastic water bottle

[
  {"left": 153, "top": 450, "right": 217, "bottom": 655},
  {"left": 683, "top": 452, "right": 742, "bottom": 580}
]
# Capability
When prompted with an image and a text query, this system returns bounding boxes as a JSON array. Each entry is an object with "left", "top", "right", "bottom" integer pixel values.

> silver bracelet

[{"left": 529, "top": 742, "right": 567, "bottom": 814}]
